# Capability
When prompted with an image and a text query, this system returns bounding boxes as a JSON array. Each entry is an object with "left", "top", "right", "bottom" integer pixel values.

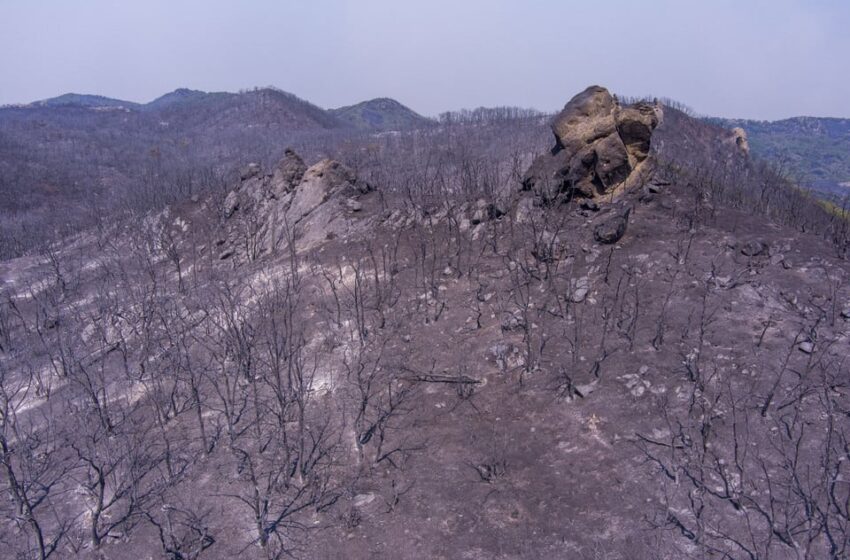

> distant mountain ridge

[
  {"left": 331, "top": 98, "right": 434, "bottom": 131},
  {"left": 33, "top": 93, "right": 140, "bottom": 109},
  {"left": 144, "top": 88, "right": 210, "bottom": 110},
  {"left": 25, "top": 88, "right": 430, "bottom": 132}
]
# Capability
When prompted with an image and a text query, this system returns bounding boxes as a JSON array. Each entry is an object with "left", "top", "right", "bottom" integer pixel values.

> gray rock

[
  {"left": 352, "top": 493, "right": 376, "bottom": 508},
  {"left": 218, "top": 249, "right": 234, "bottom": 260},
  {"left": 471, "top": 199, "right": 504, "bottom": 224},
  {"left": 240, "top": 162, "right": 261, "bottom": 181},
  {"left": 489, "top": 342, "right": 525, "bottom": 372},
  {"left": 798, "top": 341, "right": 814, "bottom": 354},
  {"left": 500, "top": 313, "right": 526, "bottom": 332},
  {"left": 593, "top": 206, "right": 631, "bottom": 244},
  {"left": 741, "top": 240, "right": 767, "bottom": 257},
  {"left": 570, "top": 276, "right": 590, "bottom": 303},
  {"left": 574, "top": 380, "right": 598, "bottom": 398},
  {"left": 471, "top": 199, "right": 488, "bottom": 224},
  {"left": 223, "top": 191, "right": 240, "bottom": 218},
  {"left": 570, "top": 287, "right": 589, "bottom": 303},
  {"left": 344, "top": 198, "right": 363, "bottom": 212},
  {"left": 286, "top": 159, "right": 358, "bottom": 223},
  {"left": 515, "top": 196, "right": 536, "bottom": 224}
]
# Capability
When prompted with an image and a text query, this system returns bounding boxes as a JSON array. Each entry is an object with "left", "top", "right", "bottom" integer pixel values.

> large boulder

[
  {"left": 593, "top": 206, "right": 632, "bottom": 244},
  {"left": 523, "top": 86, "right": 663, "bottom": 202}
]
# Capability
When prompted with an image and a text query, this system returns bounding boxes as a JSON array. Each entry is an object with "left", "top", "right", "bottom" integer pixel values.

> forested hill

[{"left": 707, "top": 116, "right": 850, "bottom": 201}]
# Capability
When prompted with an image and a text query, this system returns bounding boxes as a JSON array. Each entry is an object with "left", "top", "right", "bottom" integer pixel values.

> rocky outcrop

[
  {"left": 272, "top": 148, "right": 307, "bottom": 194},
  {"left": 732, "top": 127, "right": 749, "bottom": 155},
  {"left": 286, "top": 159, "right": 371, "bottom": 222},
  {"left": 218, "top": 150, "right": 375, "bottom": 260},
  {"left": 240, "top": 162, "right": 261, "bottom": 181},
  {"left": 223, "top": 190, "right": 240, "bottom": 218},
  {"left": 523, "top": 86, "right": 662, "bottom": 201}
]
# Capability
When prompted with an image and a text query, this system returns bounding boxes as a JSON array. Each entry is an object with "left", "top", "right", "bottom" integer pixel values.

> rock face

[
  {"left": 523, "top": 86, "right": 662, "bottom": 201},
  {"left": 287, "top": 159, "right": 371, "bottom": 222},
  {"left": 218, "top": 150, "right": 374, "bottom": 260},
  {"left": 272, "top": 148, "right": 307, "bottom": 194}
]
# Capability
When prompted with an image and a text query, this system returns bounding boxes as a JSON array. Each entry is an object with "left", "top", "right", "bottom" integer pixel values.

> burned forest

[{"left": 1, "top": 83, "right": 850, "bottom": 560}]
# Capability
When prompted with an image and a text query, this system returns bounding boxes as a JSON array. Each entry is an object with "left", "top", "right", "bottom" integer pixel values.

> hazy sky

[{"left": 1, "top": 0, "right": 848, "bottom": 120}]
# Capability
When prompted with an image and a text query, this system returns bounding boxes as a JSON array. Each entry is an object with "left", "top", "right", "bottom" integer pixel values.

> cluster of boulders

[
  {"left": 522, "top": 86, "right": 662, "bottom": 202},
  {"left": 217, "top": 149, "right": 373, "bottom": 260}
]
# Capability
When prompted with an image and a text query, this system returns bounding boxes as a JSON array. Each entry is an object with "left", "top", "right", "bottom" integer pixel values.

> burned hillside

[{"left": 1, "top": 86, "right": 849, "bottom": 560}]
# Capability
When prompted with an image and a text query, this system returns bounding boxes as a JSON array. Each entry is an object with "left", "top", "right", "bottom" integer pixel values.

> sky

[{"left": 0, "top": 0, "right": 848, "bottom": 120}]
